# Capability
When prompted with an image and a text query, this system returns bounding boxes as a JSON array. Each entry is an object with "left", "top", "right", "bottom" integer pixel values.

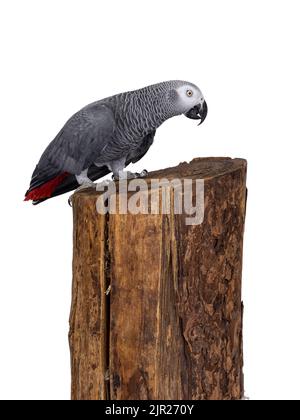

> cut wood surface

[{"left": 69, "top": 157, "right": 247, "bottom": 400}]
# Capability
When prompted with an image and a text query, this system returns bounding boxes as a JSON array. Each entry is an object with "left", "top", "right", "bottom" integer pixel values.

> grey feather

[{"left": 38, "top": 103, "right": 115, "bottom": 174}]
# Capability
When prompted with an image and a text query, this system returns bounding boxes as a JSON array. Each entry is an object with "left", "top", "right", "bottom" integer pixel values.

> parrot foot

[
  {"left": 75, "top": 181, "right": 97, "bottom": 192},
  {"left": 112, "top": 169, "right": 148, "bottom": 180},
  {"left": 68, "top": 181, "right": 97, "bottom": 206},
  {"left": 68, "top": 180, "right": 113, "bottom": 206},
  {"left": 95, "top": 179, "right": 113, "bottom": 192},
  {"left": 139, "top": 169, "right": 148, "bottom": 177}
]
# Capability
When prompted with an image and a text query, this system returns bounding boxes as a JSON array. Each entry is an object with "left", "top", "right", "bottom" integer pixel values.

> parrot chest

[
  {"left": 115, "top": 124, "right": 153, "bottom": 150},
  {"left": 94, "top": 130, "right": 151, "bottom": 166}
]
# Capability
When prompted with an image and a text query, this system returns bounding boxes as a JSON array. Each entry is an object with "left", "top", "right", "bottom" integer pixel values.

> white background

[{"left": 0, "top": 0, "right": 299, "bottom": 400}]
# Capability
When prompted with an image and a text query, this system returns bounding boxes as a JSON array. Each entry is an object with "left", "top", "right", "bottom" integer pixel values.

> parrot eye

[{"left": 186, "top": 89, "right": 193, "bottom": 97}]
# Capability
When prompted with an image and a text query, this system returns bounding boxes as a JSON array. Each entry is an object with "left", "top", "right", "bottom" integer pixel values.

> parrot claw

[
  {"left": 68, "top": 181, "right": 96, "bottom": 206},
  {"left": 139, "top": 169, "right": 148, "bottom": 177},
  {"left": 112, "top": 169, "right": 148, "bottom": 180},
  {"left": 95, "top": 179, "right": 113, "bottom": 191},
  {"left": 132, "top": 169, "right": 148, "bottom": 178},
  {"left": 75, "top": 182, "right": 96, "bottom": 192}
]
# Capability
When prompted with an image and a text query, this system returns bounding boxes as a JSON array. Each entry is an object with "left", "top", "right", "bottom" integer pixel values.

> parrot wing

[
  {"left": 25, "top": 102, "right": 116, "bottom": 202},
  {"left": 129, "top": 130, "right": 156, "bottom": 164}
]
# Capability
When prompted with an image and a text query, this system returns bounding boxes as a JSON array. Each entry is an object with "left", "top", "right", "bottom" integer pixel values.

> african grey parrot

[{"left": 25, "top": 80, "right": 207, "bottom": 204}]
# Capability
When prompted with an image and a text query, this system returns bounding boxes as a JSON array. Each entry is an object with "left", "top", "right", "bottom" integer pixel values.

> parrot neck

[
  {"left": 138, "top": 85, "right": 181, "bottom": 127},
  {"left": 117, "top": 83, "right": 182, "bottom": 136}
]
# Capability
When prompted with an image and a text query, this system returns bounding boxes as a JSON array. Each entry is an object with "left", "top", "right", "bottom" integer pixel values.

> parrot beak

[{"left": 185, "top": 101, "right": 208, "bottom": 125}]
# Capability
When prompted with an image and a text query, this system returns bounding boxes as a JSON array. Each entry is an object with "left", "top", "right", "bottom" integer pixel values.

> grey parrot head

[{"left": 166, "top": 81, "right": 208, "bottom": 125}]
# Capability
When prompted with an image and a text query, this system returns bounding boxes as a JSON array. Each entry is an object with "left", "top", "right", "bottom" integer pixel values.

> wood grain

[{"left": 69, "top": 157, "right": 247, "bottom": 400}]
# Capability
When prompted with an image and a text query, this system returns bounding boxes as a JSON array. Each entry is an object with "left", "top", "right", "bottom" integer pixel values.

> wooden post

[{"left": 69, "top": 157, "right": 247, "bottom": 400}]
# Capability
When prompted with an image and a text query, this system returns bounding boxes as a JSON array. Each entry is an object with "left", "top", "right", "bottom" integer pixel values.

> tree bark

[{"left": 69, "top": 157, "right": 247, "bottom": 400}]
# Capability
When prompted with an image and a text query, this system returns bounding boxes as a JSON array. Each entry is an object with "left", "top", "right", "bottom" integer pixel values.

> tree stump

[{"left": 69, "top": 157, "right": 247, "bottom": 401}]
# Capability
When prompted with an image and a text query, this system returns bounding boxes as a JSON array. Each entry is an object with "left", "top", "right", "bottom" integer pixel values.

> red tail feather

[{"left": 24, "top": 173, "right": 69, "bottom": 201}]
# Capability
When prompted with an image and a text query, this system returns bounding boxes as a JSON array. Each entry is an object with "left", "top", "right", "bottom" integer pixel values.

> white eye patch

[{"left": 176, "top": 85, "right": 202, "bottom": 111}]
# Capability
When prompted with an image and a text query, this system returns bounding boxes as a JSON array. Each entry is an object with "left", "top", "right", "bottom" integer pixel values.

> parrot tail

[
  {"left": 25, "top": 164, "right": 111, "bottom": 204},
  {"left": 24, "top": 173, "right": 69, "bottom": 202}
]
